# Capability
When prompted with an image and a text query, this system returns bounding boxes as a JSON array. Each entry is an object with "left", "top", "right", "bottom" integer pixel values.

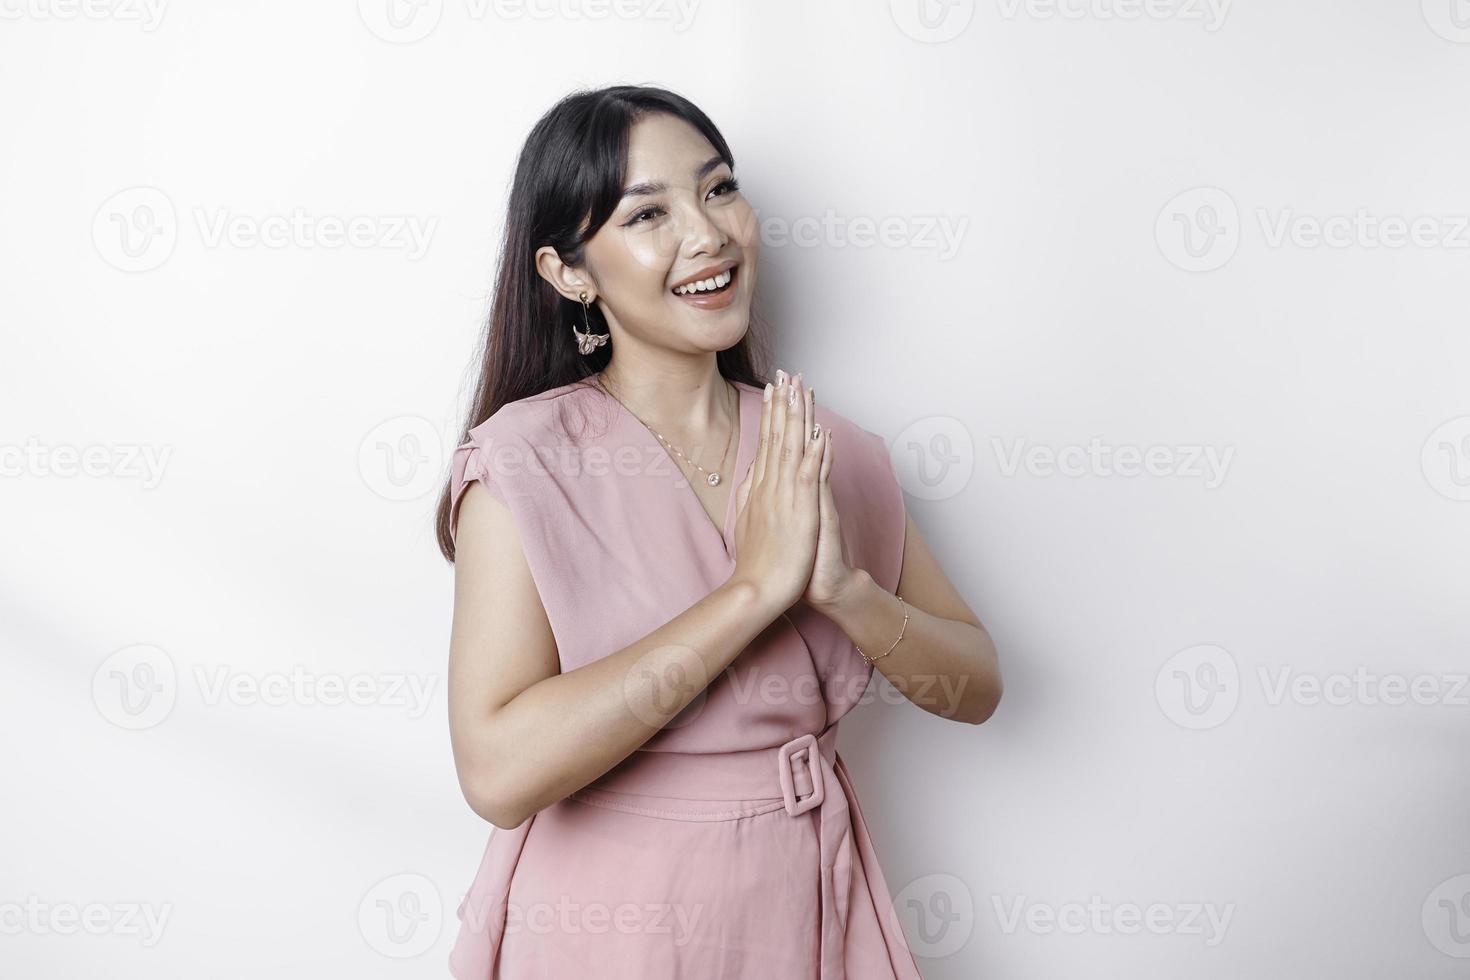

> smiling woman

[{"left": 437, "top": 83, "right": 1000, "bottom": 980}]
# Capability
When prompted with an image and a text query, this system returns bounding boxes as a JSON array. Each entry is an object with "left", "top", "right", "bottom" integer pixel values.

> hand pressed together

[{"left": 729, "top": 369, "right": 856, "bottom": 613}]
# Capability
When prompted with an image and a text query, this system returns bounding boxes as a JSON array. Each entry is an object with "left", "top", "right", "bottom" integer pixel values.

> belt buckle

[{"left": 777, "top": 732, "right": 824, "bottom": 816}]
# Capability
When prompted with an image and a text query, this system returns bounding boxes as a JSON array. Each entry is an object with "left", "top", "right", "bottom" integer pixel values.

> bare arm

[
  {"left": 812, "top": 513, "right": 1003, "bottom": 725},
  {"left": 448, "top": 492, "right": 785, "bottom": 828},
  {"left": 449, "top": 374, "right": 824, "bottom": 829}
]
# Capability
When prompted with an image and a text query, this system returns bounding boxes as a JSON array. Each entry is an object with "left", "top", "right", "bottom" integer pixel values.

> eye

[
  {"left": 709, "top": 176, "right": 740, "bottom": 199},
  {"left": 623, "top": 176, "right": 740, "bottom": 227},
  {"left": 626, "top": 205, "right": 665, "bottom": 226}
]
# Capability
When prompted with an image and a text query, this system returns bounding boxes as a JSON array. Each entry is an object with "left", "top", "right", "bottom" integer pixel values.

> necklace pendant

[{"left": 706, "top": 472, "right": 721, "bottom": 487}]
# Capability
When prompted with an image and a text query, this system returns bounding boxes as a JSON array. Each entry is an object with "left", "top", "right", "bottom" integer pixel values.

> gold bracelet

[{"left": 856, "top": 593, "right": 909, "bottom": 665}]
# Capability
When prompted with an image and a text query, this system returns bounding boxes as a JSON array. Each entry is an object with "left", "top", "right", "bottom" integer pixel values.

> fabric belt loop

[{"left": 778, "top": 726, "right": 852, "bottom": 980}]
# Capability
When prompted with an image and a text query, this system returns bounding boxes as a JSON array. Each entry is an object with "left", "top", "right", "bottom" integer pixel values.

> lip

[
  {"left": 669, "top": 259, "right": 739, "bottom": 292},
  {"left": 671, "top": 263, "right": 740, "bottom": 311}
]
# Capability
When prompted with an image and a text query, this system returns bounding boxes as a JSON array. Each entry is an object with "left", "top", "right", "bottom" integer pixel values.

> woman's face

[{"left": 565, "top": 113, "right": 759, "bottom": 356}]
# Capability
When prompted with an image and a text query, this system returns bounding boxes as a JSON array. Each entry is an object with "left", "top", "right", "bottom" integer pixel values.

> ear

[{"left": 534, "top": 246, "right": 595, "bottom": 303}]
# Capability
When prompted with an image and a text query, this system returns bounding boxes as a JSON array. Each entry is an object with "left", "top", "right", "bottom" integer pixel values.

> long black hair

[{"left": 435, "top": 84, "right": 770, "bottom": 561}]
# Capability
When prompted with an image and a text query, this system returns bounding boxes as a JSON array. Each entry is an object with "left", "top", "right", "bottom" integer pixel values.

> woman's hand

[
  {"left": 729, "top": 370, "right": 828, "bottom": 614},
  {"left": 800, "top": 379, "right": 857, "bottom": 611}
]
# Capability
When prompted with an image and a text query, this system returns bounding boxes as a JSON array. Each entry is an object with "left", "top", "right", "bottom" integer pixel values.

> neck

[{"left": 598, "top": 352, "right": 732, "bottom": 433}]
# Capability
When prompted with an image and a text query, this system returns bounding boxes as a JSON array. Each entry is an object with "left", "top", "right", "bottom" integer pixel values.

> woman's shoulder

[
  {"left": 448, "top": 380, "right": 606, "bottom": 526},
  {"left": 462, "top": 378, "right": 604, "bottom": 448}
]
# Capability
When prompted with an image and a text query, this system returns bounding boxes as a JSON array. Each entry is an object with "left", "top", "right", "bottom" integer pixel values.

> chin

[{"left": 682, "top": 310, "right": 751, "bottom": 352}]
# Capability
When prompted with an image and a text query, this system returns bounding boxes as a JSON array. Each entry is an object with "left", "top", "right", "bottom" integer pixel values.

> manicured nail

[
  {"left": 775, "top": 369, "right": 787, "bottom": 387},
  {"left": 763, "top": 382, "right": 772, "bottom": 402}
]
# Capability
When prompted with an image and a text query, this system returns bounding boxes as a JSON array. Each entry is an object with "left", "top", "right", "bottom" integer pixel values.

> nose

[{"left": 677, "top": 199, "right": 727, "bottom": 259}]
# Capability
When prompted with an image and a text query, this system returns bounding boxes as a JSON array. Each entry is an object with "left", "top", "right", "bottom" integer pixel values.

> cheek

[{"left": 616, "top": 231, "right": 679, "bottom": 287}]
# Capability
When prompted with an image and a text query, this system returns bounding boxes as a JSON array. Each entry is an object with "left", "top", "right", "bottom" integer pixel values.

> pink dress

[{"left": 445, "top": 378, "right": 923, "bottom": 980}]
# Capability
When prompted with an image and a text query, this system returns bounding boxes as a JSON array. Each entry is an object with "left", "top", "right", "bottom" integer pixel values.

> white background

[{"left": 3, "top": 1, "right": 1468, "bottom": 977}]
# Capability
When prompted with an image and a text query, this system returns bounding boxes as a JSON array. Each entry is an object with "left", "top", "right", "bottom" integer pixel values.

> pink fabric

[{"left": 446, "top": 378, "right": 920, "bottom": 979}]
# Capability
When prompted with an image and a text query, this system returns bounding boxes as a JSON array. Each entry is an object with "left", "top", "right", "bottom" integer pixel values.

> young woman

[{"left": 437, "top": 84, "right": 1002, "bottom": 979}]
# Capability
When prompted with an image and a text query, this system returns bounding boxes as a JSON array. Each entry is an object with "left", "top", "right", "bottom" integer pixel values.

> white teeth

[{"left": 673, "top": 268, "right": 733, "bottom": 295}]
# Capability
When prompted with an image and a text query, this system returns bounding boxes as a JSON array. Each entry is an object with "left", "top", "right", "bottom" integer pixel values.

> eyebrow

[{"left": 619, "top": 156, "right": 728, "bottom": 200}]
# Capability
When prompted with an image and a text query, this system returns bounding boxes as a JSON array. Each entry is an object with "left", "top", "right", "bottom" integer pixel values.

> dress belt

[{"left": 567, "top": 724, "right": 857, "bottom": 980}]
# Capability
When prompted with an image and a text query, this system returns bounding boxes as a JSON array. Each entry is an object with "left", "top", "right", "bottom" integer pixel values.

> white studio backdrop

[{"left": 3, "top": 1, "right": 1468, "bottom": 977}]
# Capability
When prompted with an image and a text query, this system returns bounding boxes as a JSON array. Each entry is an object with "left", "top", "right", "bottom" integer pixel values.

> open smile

[{"left": 670, "top": 263, "right": 739, "bottom": 310}]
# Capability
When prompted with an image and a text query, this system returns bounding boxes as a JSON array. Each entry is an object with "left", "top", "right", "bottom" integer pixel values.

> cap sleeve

[{"left": 447, "top": 430, "right": 508, "bottom": 545}]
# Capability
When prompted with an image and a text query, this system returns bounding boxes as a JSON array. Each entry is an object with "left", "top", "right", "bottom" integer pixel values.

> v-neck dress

[{"left": 445, "top": 378, "right": 922, "bottom": 980}]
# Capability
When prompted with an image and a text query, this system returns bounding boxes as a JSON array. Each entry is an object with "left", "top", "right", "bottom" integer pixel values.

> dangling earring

[{"left": 573, "top": 290, "right": 610, "bottom": 355}]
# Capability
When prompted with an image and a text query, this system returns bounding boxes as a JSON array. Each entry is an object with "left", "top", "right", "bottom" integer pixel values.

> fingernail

[
  {"left": 775, "top": 369, "right": 787, "bottom": 387},
  {"left": 763, "top": 382, "right": 772, "bottom": 402}
]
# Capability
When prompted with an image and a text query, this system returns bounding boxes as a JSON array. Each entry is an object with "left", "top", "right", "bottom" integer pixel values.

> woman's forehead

[{"left": 623, "top": 115, "right": 722, "bottom": 185}]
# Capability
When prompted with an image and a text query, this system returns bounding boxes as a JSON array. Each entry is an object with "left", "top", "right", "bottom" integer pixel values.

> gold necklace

[{"left": 596, "top": 375, "right": 737, "bottom": 487}]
